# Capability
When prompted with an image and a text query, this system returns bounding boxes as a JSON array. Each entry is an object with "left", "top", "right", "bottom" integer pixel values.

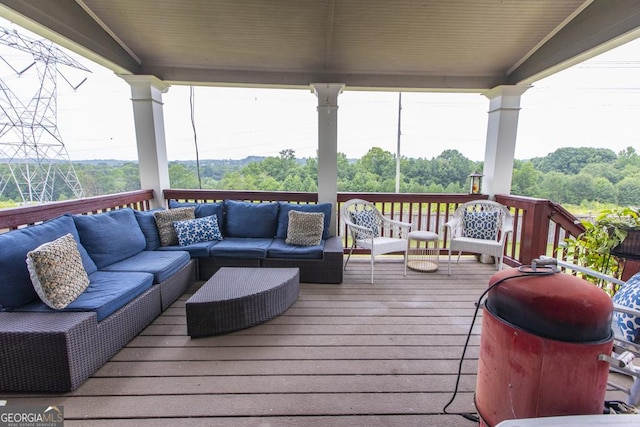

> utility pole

[{"left": 395, "top": 92, "right": 402, "bottom": 193}]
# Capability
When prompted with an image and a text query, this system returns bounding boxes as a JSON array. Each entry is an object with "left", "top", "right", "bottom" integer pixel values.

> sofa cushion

[
  {"left": 101, "top": 250, "right": 191, "bottom": 284},
  {"left": 16, "top": 270, "right": 154, "bottom": 322},
  {"left": 276, "top": 202, "right": 332, "bottom": 240},
  {"left": 26, "top": 233, "right": 90, "bottom": 309},
  {"left": 154, "top": 207, "right": 195, "bottom": 246},
  {"left": 156, "top": 241, "right": 218, "bottom": 258},
  {"left": 224, "top": 200, "right": 278, "bottom": 238},
  {"left": 174, "top": 215, "right": 223, "bottom": 246},
  {"left": 285, "top": 210, "right": 325, "bottom": 246},
  {"left": 168, "top": 200, "right": 224, "bottom": 225},
  {"left": 73, "top": 208, "right": 146, "bottom": 269},
  {"left": 463, "top": 211, "right": 499, "bottom": 240},
  {"left": 267, "top": 239, "right": 324, "bottom": 259},
  {"left": 0, "top": 214, "right": 96, "bottom": 310},
  {"left": 209, "top": 237, "right": 272, "bottom": 259},
  {"left": 134, "top": 209, "right": 164, "bottom": 250},
  {"left": 613, "top": 273, "right": 640, "bottom": 344}
]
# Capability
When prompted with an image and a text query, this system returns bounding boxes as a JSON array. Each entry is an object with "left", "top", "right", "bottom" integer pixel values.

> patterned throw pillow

[
  {"left": 154, "top": 207, "right": 195, "bottom": 246},
  {"left": 173, "top": 215, "right": 223, "bottom": 246},
  {"left": 463, "top": 211, "right": 499, "bottom": 240},
  {"left": 285, "top": 210, "right": 324, "bottom": 246},
  {"left": 352, "top": 209, "right": 379, "bottom": 240},
  {"left": 613, "top": 273, "right": 640, "bottom": 343},
  {"left": 25, "top": 233, "right": 90, "bottom": 310}
]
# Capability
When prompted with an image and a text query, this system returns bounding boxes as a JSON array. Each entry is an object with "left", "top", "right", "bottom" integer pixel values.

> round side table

[{"left": 407, "top": 230, "right": 439, "bottom": 272}]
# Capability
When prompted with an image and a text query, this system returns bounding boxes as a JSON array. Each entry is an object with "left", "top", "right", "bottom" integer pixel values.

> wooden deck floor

[{"left": 1, "top": 257, "right": 630, "bottom": 426}]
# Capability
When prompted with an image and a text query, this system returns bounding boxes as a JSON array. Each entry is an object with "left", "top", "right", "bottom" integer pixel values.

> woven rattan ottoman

[{"left": 186, "top": 267, "right": 300, "bottom": 337}]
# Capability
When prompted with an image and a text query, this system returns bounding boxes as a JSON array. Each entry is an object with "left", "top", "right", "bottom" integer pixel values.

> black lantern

[{"left": 469, "top": 172, "right": 483, "bottom": 194}]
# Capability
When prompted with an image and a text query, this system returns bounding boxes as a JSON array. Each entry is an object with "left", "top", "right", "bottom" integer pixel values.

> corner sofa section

[
  {"left": 156, "top": 199, "right": 344, "bottom": 284},
  {"left": 0, "top": 209, "right": 196, "bottom": 392}
]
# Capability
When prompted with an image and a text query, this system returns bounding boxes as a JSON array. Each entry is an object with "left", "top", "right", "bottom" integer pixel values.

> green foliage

[
  {"left": 563, "top": 207, "right": 640, "bottom": 294},
  {"left": 532, "top": 147, "right": 617, "bottom": 175},
  {"left": 1, "top": 145, "right": 638, "bottom": 205}
]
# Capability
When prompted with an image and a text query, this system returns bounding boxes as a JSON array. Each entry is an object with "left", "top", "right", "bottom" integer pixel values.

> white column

[
  {"left": 120, "top": 75, "right": 171, "bottom": 208},
  {"left": 481, "top": 85, "right": 531, "bottom": 197},
  {"left": 312, "top": 83, "right": 344, "bottom": 236}
]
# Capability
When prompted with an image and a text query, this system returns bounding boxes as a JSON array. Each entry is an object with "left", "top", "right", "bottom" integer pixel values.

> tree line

[{"left": 1, "top": 146, "right": 639, "bottom": 206}]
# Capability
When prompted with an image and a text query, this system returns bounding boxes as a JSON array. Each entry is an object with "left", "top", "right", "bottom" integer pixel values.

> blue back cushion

[
  {"left": 73, "top": 208, "right": 146, "bottom": 269},
  {"left": 0, "top": 214, "right": 97, "bottom": 310},
  {"left": 168, "top": 200, "right": 224, "bottom": 230},
  {"left": 134, "top": 209, "right": 164, "bottom": 250},
  {"left": 276, "top": 202, "right": 332, "bottom": 240},
  {"left": 224, "top": 200, "right": 279, "bottom": 238}
]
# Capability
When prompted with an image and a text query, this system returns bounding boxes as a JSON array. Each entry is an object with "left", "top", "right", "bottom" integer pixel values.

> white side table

[{"left": 407, "top": 230, "right": 439, "bottom": 272}]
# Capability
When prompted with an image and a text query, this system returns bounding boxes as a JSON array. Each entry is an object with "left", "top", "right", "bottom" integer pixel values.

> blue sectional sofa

[
  {"left": 155, "top": 199, "right": 344, "bottom": 284},
  {"left": 0, "top": 209, "right": 196, "bottom": 392},
  {"left": 0, "top": 199, "right": 342, "bottom": 392}
]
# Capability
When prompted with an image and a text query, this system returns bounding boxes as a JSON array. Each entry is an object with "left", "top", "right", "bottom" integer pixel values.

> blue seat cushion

[
  {"left": 156, "top": 241, "right": 219, "bottom": 258},
  {"left": 15, "top": 271, "right": 154, "bottom": 322},
  {"left": 101, "top": 250, "right": 191, "bottom": 283},
  {"left": 267, "top": 238, "right": 324, "bottom": 259},
  {"left": 209, "top": 237, "right": 272, "bottom": 259},
  {"left": 613, "top": 272, "right": 640, "bottom": 344},
  {"left": 276, "top": 202, "right": 332, "bottom": 240},
  {"left": 73, "top": 208, "right": 146, "bottom": 269},
  {"left": 0, "top": 214, "right": 97, "bottom": 310},
  {"left": 224, "top": 200, "right": 278, "bottom": 238},
  {"left": 134, "top": 209, "right": 164, "bottom": 250}
]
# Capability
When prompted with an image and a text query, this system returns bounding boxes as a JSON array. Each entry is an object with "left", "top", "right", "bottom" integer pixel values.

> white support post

[
  {"left": 120, "top": 75, "right": 171, "bottom": 208},
  {"left": 312, "top": 83, "right": 344, "bottom": 236},
  {"left": 481, "top": 85, "right": 531, "bottom": 197}
]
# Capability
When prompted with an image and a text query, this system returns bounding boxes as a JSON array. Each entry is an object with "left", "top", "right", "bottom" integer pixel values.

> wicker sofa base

[
  {"left": 186, "top": 267, "right": 300, "bottom": 337},
  {"left": 0, "top": 260, "right": 197, "bottom": 393},
  {"left": 196, "top": 236, "right": 344, "bottom": 284}
]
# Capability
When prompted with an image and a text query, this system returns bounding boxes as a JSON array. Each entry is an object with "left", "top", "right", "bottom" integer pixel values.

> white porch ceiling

[{"left": 1, "top": 0, "right": 640, "bottom": 91}]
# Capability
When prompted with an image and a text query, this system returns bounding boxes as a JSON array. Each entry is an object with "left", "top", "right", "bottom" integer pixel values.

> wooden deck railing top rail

[{"left": 0, "top": 190, "right": 154, "bottom": 231}]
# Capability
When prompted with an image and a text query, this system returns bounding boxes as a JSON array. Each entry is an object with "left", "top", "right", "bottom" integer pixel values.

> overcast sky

[{"left": 1, "top": 18, "right": 639, "bottom": 162}]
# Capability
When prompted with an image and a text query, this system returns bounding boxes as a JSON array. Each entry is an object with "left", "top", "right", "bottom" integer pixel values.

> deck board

[{"left": 1, "top": 256, "right": 630, "bottom": 426}]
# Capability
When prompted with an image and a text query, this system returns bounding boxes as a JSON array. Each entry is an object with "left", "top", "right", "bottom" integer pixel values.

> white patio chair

[
  {"left": 443, "top": 200, "right": 513, "bottom": 275},
  {"left": 341, "top": 199, "right": 411, "bottom": 284}
]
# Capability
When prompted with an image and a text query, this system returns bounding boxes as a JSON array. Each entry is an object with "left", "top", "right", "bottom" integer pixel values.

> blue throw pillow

[
  {"left": 173, "top": 215, "right": 223, "bottom": 246},
  {"left": 73, "top": 208, "right": 146, "bottom": 269},
  {"left": 463, "top": 211, "right": 499, "bottom": 240},
  {"left": 352, "top": 209, "right": 379, "bottom": 240},
  {"left": 613, "top": 273, "right": 640, "bottom": 344},
  {"left": 276, "top": 202, "right": 332, "bottom": 240},
  {"left": 224, "top": 200, "right": 279, "bottom": 238}
]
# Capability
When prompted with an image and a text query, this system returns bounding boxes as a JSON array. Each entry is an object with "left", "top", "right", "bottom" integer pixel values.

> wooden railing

[
  {"left": 495, "top": 194, "right": 585, "bottom": 267},
  {"left": 0, "top": 190, "right": 154, "bottom": 231},
  {"left": 0, "top": 189, "right": 586, "bottom": 269}
]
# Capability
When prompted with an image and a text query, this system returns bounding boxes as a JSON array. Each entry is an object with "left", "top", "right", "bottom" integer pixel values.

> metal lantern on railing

[{"left": 469, "top": 172, "right": 483, "bottom": 194}]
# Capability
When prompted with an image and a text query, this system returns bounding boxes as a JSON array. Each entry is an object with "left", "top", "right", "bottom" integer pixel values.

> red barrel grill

[{"left": 476, "top": 268, "right": 614, "bottom": 427}]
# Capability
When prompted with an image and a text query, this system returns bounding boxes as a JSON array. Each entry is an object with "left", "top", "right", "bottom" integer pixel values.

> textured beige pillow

[
  {"left": 154, "top": 207, "right": 195, "bottom": 246},
  {"left": 26, "top": 233, "right": 90, "bottom": 309},
  {"left": 285, "top": 210, "right": 324, "bottom": 246}
]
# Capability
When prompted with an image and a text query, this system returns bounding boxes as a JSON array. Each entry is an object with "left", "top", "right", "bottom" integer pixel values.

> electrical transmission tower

[{"left": 0, "top": 26, "right": 90, "bottom": 204}]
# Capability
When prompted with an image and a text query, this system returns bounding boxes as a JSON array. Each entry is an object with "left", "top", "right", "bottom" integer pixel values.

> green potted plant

[{"left": 562, "top": 206, "right": 640, "bottom": 295}]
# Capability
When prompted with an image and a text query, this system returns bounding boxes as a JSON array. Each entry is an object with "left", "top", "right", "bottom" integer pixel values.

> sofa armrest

[
  {"left": 0, "top": 311, "right": 100, "bottom": 392},
  {"left": 323, "top": 235, "right": 344, "bottom": 255}
]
